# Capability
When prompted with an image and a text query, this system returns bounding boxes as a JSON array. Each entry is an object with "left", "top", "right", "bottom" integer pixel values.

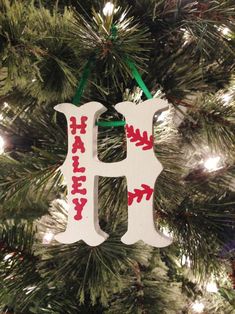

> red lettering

[
  {"left": 72, "top": 176, "right": 87, "bottom": 195},
  {"left": 72, "top": 156, "right": 85, "bottom": 173},
  {"left": 72, "top": 136, "right": 85, "bottom": 154},
  {"left": 70, "top": 116, "right": 87, "bottom": 135},
  {"left": 73, "top": 198, "right": 87, "bottom": 220},
  {"left": 70, "top": 116, "right": 88, "bottom": 222}
]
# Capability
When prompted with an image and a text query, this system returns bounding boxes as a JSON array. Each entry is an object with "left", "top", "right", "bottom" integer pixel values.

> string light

[
  {"left": 181, "top": 255, "right": 191, "bottom": 268},
  {"left": 43, "top": 230, "right": 54, "bottom": 244},
  {"left": 0, "top": 136, "right": 5, "bottom": 154},
  {"left": 181, "top": 28, "right": 191, "bottom": 44},
  {"left": 206, "top": 281, "right": 218, "bottom": 293},
  {"left": 183, "top": 31, "right": 191, "bottom": 43},
  {"left": 56, "top": 198, "right": 69, "bottom": 210},
  {"left": 4, "top": 252, "right": 15, "bottom": 261},
  {"left": 192, "top": 301, "right": 205, "bottom": 313},
  {"left": 221, "top": 27, "right": 230, "bottom": 36},
  {"left": 103, "top": 2, "right": 115, "bottom": 16},
  {"left": 24, "top": 286, "right": 37, "bottom": 295},
  {"left": 217, "top": 26, "right": 232, "bottom": 40},
  {"left": 204, "top": 156, "right": 222, "bottom": 172},
  {"left": 222, "top": 93, "right": 232, "bottom": 105},
  {"left": 156, "top": 110, "right": 169, "bottom": 122},
  {"left": 120, "top": 12, "right": 125, "bottom": 22},
  {"left": 161, "top": 227, "right": 174, "bottom": 239}
]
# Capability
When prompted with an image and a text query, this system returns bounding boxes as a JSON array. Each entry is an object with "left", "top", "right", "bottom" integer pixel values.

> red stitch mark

[
  {"left": 70, "top": 116, "right": 87, "bottom": 135},
  {"left": 128, "top": 184, "right": 154, "bottom": 205},
  {"left": 126, "top": 124, "right": 153, "bottom": 150},
  {"left": 73, "top": 198, "right": 87, "bottom": 220}
]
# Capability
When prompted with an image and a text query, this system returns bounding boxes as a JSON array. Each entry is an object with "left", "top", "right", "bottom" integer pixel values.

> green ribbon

[
  {"left": 96, "top": 59, "right": 153, "bottom": 127},
  {"left": 72, "top": 28, "right": 153, "bottom": 127},
  {"left": 72, "top": 58, "right": 93, "bottom": 106},
  {"left": 95, "top": 120, "right": 126, "bottom": 127},
  {"left": 125, "top": 58, "right": 153, "bottom": 100},
  {"left": 110, "top": 24, "right": 118, "bottom": 40}
]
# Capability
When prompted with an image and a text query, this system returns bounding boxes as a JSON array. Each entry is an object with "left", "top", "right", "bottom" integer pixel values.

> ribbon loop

[
  {"left": 72, "top": 41, "right": 153, "bottom": 127},
  {"left": 72, "top": 58, "right": 93, "bottom": 106},
  {"left": 125, "top": 58, "right": 153, "bottom": 100}
]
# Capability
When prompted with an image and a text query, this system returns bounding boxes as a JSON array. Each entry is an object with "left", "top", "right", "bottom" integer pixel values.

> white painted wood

[{"left": 54, "top": 99, "right": 172, "bottom": 247}]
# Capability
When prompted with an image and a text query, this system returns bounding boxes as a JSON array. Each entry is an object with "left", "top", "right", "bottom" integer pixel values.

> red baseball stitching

[
  {"left": 126, "top": 124, "right": 153, "bottom": 150},
  {"left": 128, "top": 184, "right": 154, "bottom": 205}
]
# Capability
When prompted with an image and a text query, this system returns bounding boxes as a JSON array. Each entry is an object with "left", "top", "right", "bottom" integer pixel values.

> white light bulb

[
  {"left": 120, "top": 12, "right": 125, "bottom": 22},
  {"left": 192, "top": 301, "right": 205, "bottom": 313},
  {"left": 24, "top": 286, "right": 36, "bottom": 295},
  {"left": 156, "top": 110, "right": 169, "bottom": 122},
  {"left": 161, "top": 227, "right": 173, "bottom": 239},
  {"left": 222, "top": 93, "right": 232, "bottom": 105},
  {"left": 0, "top": 136, "right": 5, "bottom": 154},
  {"left": 4, "top": 252, "right": 15, "bottom": 261},
  {"left": 56, "top": 198, "right": 69, "bottom": 211},
  {"left": 221, "top": 27, "right": 230, "bottom": 35},
  {"left": 103, "top": 2, "right": 114, "bottom": 16},
  {"left": 43, "top": 231, "right": 54, "bottom": 244},
  {"left": 183, "top": 30, "right": 190, "bottom": 42},
  {"left": 206, "top": 281, "right": 218, "bottom": 293},
  {"left": 181, "top": 255, "right": 191, "bottom": 268},
  {"left": 204, "top": 156, "right": 221, "bottom": 172},
  {"left": 181, "top": 28, "right": 191, "bottom": 44}
]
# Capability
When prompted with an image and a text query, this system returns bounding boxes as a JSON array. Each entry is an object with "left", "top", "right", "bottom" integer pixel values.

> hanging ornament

[{"left": 55, "top": 99, "right": 172, "bottom": 248}]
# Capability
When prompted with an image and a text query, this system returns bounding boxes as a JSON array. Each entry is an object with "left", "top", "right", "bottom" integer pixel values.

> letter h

[{"left": 54, "top": 100, "right": 172, "bottom": 248}]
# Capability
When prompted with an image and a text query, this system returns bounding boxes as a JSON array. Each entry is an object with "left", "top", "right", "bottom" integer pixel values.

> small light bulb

[
  {"left": 103, "top": 2, "right": 114, "bottom": 16},
  {"left": 221, "top": 27, "right": 230, "bottom": 35},
  {"left": 181, "top": 255, "right": 191, "bottom": 268},
  {"left": 120, "top": 12, "right": 125, "bottom": 22},
  {"left": 222, "top": 93, "right": 232, "bottom": 105},
  {"left": 206, "top": 281, "right": 218, "bottom": 293},
  {"left": 192, "top": 301, "right": 205, "bottom": 313},
  {"left": 156, "top": 110, "right": 169, "bottom": 122},
  {"left": 161, "top": 227, "right": 173, "bottom": 239},
  {"left": 0, "top": 136, "right": 5, "bottom": 154},
  {"left": 43, "top": 231, "right": 54, "bottom": 244},
  {"left": 56, "top": 198, "right": 69, "bottom": 211},
  {"left": 181, "top": 28, "right": 191, "bottom": 44},
  {"left": 4, "top": 252, "right": 15, "bottom": 261},
  {"left": 183, "top": 30, "right": 190, "bottom": 42},
  {"left": 24, "top": 286, "right": 36, "bottom": 295},
  {"left": 204, "top": 156, "right": 221, "bottom": 172}
]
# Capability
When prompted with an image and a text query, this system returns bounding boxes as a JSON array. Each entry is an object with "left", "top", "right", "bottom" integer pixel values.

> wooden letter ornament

[{"left": 54, "top": 99, "right": 172, "bottom": 247}]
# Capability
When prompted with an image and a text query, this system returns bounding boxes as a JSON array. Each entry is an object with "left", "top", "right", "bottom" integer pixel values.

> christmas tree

[{"left": 0, "top": 0, "right": 235, "bottom": 313}]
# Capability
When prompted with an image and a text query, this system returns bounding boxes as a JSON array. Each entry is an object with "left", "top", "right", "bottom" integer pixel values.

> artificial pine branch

[
  {"left": 0, "top": 0, "right": 234, "bottom": 313},
  {"left": 0, "top": 221, "right": 40, "bottom": 312}
]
